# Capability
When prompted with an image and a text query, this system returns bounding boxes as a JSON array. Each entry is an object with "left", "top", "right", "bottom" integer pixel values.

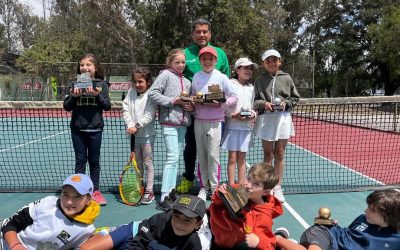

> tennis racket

[{"left": 119, "top": 148, "right": 144, "bottom": 206}]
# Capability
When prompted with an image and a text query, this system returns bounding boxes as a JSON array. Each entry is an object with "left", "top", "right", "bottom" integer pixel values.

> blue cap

[{"left": 62, "top": 174, "right": 94, "bottom": 195}]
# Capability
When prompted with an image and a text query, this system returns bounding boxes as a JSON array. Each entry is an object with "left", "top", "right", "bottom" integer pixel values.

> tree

[{"left": 368, "top": 5, "right": 400, "bottom": 95}]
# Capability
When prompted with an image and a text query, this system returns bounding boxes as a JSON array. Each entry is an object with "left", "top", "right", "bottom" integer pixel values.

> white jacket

[{"left": 122, "top": 88, "right": 156, "bottom": 138}]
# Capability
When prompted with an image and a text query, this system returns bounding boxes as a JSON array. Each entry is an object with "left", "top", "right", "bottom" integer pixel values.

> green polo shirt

[{"left": 183, "top": 43, "right": 230, "bottom": 81}]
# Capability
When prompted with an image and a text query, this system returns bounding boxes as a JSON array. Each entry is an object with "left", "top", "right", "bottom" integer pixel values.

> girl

[
  {"left": 63, "top": 53, "right": 111, "bottom": 206},
  {"left": 148, "top": 49, "right": 193, "bottom": 209},
  {"left": 253, "top": 49, "right": 300, "bottom": 203},
  {"left": 191, "top": 46, "right": 237, "bottom": 201},
  {"left": 122, "top": 67, "right": 156, "bottom": 205},
  {"left": 0, "top": 174, "right": 100, "bottom": 249},
  {"left": 222, "top": 58, "right": 257, "bottom": 186}
]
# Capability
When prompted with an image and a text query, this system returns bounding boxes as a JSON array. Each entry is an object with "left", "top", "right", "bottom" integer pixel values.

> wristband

[{"left": 10, "top": 242, "right": 22, "bottom": 249}]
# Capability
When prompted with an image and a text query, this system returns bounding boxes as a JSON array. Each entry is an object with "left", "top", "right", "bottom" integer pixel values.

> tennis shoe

[
  {"left": 176, "top": 177, "right": 193, "bottom": 193},
  {"left": 274, "top": 227, "right": 289, "bottom": 239},
  {"left": 271, "top": 185, "right": 285, "bottom": 203},
  {"left": 92, "top": 190, "right": 107, "bottom": 206},
  {"left": 168, "top": 188, "right": 180, "bottom": 202},
  {"left": 197, "top": 188, "right": 208, "bottom": 201},
  {"left": 156, "top": 196, "right": 173, "bottom": 211},
  {"left": 141, "top": 192, "right": 155, "bottom": 205}
]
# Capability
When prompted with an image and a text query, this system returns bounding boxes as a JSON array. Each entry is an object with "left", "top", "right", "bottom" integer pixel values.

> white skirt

[
  {"left": 221, "top": 129, "right": 253, "bottom": 152},
  {"left": 254, "top": 112, "right": 295, "bottom": 141}
]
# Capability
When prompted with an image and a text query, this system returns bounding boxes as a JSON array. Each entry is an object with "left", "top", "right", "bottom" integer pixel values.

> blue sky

[{"left": 21, "top": 0, "right": 45, "bottom": 17}]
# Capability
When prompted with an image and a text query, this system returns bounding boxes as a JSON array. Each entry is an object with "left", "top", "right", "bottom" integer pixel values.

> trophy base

[
  {"left": 314, "top": 218, "right": 334, "bottom": 226},
  {"left": 193, "top": 97, "right": 204, "bottom": 103},
  {"left": 204, "top": 92, "right": 226, "bottom": 103},
  {"left": 181, "top": 97, "right": 192, "bottom": 102},
  {"left": 240, "top": 111, "right": 252, "bottom": 117},
  {"left": 272, "top": 105, "right": 284, "bottom": 112}
]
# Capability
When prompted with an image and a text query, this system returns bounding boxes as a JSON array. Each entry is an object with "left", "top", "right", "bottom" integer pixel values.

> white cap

[
  {"left": 234, "top": 58, "right": 258, "bottom": 70},
  {"left": 261, "top": 49, "right": 281, "bottom": 61}
]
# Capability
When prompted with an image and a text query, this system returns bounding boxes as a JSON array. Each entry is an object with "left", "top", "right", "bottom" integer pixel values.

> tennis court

[{"left": 1, "top": 96, "right": 399, "bottom": 241}]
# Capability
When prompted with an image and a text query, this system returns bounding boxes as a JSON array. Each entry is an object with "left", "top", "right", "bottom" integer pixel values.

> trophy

[
  {"left": 74, "top": 72, "right": 92, "bottom": 90},
  {"left": 204, "top": 84, "right": 226, "bottom": 103},
  {"left": 314, "top": 207, "right": 335, "bottom": 226},
  {"left": 272, "top": 97, "right": 284, "bottom": 111},
  {"left": 180, "top": 90, "right": 192, "bottom": 102},
  {"left": 240, "top": 107, "right": 252, "bottom": 117},
  {"left": 192, "top": 91, "right": 205, "bottom": 103},
  {"left": 219, "top": 186, "right": 250, "bottom": 219}
]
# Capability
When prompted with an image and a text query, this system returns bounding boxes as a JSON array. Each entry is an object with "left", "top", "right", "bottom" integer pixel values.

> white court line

[
  {"left": 288, "top": 142, "right": 384, "bottom": 185},
  {"left": 0, "top": 131, "right": 69, "bottom": 153},
  {"left": 284, "top": 142, "right": 384, "bottom": 230},
  {"left": 284, "top": 202, "right": 310, "bottom": 229}
]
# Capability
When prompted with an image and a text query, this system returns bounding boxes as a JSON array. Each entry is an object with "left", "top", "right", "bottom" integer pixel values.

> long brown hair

[{"left": 76, "top": 53, "right": 104, "bottom": 80}]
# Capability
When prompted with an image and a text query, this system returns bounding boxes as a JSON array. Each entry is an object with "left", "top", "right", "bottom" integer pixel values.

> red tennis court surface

[{"left": 291, "top": 117, "right": 400, "bottom": 185}]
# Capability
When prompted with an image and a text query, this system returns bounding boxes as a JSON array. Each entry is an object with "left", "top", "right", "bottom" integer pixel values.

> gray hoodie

[{"left": 149, "top": 69, "right": 192, "bottom": 126}]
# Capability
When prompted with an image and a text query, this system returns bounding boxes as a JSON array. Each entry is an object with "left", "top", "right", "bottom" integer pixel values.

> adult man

[{"left": 177, "top": 18, "right": 230, "bottom": 194}]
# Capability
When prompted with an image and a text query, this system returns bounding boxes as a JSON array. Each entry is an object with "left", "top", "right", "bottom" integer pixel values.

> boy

[
  {"left": 81, "top": 194, "right": 209, "bottom": 250},
  {"left": 209, "top": 163, "right": 284, "bottom": 249},
  {"left": 275, "top": 189, "right": 400, "bottom": 250},
  {"left": 0, "top": 174, "right": 100, "bottom": 250},
  {"left": 191, "top": 46, "right": 238, "bottom": 200}
]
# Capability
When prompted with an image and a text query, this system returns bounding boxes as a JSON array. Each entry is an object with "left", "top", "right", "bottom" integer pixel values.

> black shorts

[{"left": 300, "top": 225, "right": 333, "bottom": 250}]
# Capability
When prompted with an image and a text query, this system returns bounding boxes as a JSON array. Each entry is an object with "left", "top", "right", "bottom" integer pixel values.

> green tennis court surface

[{"left": 1, "top": 97, "right": 399, "bottom": 241}]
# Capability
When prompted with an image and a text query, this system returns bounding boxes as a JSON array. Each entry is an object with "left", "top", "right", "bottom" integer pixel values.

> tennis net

[{"left": 1, "top": 96, "right": 399, "bottom": 194}]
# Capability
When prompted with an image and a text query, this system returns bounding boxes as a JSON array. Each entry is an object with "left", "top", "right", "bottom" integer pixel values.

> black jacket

[
  {"left": 63, "top": 79, "right": 111, "bottom": 130},
  {"left": 122, "top": 210, "right": 202, "bottom": 250}
]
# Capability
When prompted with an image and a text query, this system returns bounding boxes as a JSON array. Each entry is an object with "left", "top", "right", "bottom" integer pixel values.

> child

[
  {"left": 209, "top": 163, "right": 283, "bottom": 249},
  {"left": 148, "top": 48, "right": 193, "bottom": 209},
  {"left": 253, "top": 49, "right": 300, "bottom": 203},
  {"left": 63, "top": 53, "right": 111, "bottom": 206},
  {"left": 122, "top": 67, "right": 156, "bottom": 205},
  {"left": 275, "top": 189, "right": 400, "bottom": 250},
  {"left": 81, "top": 194, "right": 208, "bottom": 250},
  {"left": 0, "top": 174, "right": 100, "bottom": 250},
  {"left": 222, "top": 58, "right": 258, "bottom": 186},
  {"left": 191, "top": 46, "right": 238, "bottom": 200}
]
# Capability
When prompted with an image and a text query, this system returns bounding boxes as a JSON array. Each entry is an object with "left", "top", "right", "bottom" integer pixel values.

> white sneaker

[
  {"left": 274, "top": 227, "right": 289, "bottom": 238},
  {"left": 198, "top": 188, "right": 208, "bottom": 201},
  {"left": 271, "top": 185, "right": 285, "bottom": 203}
]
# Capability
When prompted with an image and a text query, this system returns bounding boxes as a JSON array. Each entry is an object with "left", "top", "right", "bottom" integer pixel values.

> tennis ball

[
  {"left": 196, "top": 91, "right": 203, "bottom": 98},
  {"left": 318, "top": 207, "right": 331, "bottom": 219},
  {"left": 181, "top": 90, "right": 189, "bottom": 97}
]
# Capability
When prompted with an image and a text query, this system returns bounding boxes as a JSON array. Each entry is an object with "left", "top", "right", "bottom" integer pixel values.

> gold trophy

[
  {"left": 204, "top": 84, "right": 226, "bottom": 103},
  {"left": 180, "top": 90, "right": 192, "bottom": 102},
  {"left": 219, "top": 186, "right": 250, "bottom": 219},
  {"left": 314, "top": 207, "right": 335, "bottom": 226},
  {"left": 192, "top": 91, "right": 205, "bottom": 103}
]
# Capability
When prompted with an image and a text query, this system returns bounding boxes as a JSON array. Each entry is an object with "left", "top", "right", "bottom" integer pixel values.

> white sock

[{"left": 160, "top": 192, "right": 169, "bottom": 202}]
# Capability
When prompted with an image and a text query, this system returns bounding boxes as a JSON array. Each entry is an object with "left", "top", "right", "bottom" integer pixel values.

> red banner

[
  {"left": 20, "top": 81, "right": 42, "bottom": 91},
  {"left": 109, "top": 82, "right": 131, "bottom": 91}
]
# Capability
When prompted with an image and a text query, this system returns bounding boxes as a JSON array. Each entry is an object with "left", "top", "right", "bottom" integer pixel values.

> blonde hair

[
  {"left": 165, "top": 48, "right": 185, "bottom": 68},
  {"left": 248, "top": 163, "right": 279, "bottom": 190}
]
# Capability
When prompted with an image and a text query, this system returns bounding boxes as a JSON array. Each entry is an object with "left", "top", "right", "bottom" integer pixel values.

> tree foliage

[{"left": 2, "top": 0, "right": 400, "bottom": 97}]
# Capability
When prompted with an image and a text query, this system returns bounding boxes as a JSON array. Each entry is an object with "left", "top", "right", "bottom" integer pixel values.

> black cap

[{"left": 172, "top": 194, "right": 206, "bottom": 218}]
